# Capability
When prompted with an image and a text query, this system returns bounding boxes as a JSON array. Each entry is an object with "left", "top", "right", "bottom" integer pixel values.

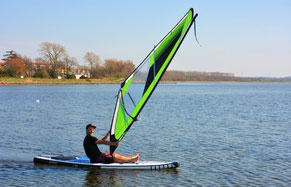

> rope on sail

[{"left": 193, "top": 14, "right": 201, "bottom": 47}]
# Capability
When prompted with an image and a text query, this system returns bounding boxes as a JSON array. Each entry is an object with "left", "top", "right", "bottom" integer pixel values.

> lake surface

[{"left": 0, "top": 83, "right": 290, "bottom": 186}]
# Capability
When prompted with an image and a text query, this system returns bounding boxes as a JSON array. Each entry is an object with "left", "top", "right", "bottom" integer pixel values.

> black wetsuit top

[{"left": 83, "top": 135, "right": 102, "bottom": 161}]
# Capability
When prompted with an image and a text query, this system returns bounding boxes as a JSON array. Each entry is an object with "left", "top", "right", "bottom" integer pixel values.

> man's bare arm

[
  {"left": 101, "top": 131, "right": 110, "bottom": 141},
  {"left": 95, "top": 139, "right": 120, "bottom": 146}
]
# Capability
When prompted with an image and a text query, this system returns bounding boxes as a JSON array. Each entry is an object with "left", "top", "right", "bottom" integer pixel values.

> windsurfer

[{"left": 83, "top": 124, "right": 139, "bottom": 163}]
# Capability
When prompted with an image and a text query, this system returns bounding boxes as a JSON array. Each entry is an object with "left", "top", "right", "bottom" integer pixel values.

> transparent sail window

[{"left": 122, "top": 56, "right": 151, "bottom": 117}]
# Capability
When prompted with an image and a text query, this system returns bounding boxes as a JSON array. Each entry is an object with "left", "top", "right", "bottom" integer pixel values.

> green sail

[{"left": 110, "top": 8, "right": 198, "bottom": 153}]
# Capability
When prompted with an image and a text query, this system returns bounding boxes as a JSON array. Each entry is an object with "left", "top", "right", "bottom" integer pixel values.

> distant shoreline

[
  {"left": 1, "top": 77, "right": 290, "bottom": 86},
  {"left": 0, "top": 77, "right": 123, "bottom": 86}
]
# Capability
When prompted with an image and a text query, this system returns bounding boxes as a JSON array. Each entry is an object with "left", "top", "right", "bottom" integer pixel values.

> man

[{"left": 83, "top": 124, "right": 139, "bottom": 163}]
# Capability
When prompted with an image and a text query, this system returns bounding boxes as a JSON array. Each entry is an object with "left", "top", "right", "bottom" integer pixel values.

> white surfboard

[{"left": 34, "top": 155, "right": 179, "bottom": 170}]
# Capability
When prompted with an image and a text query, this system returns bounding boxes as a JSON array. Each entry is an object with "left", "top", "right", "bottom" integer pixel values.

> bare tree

[
  {"left": 84, "top": 52, "right": 101, "bottom": 78},
  {"left": 62, "top": 56, "right": 78, "bottom": 75},
  {"left": 34, "top": 57, "right": 46, "bottom": 63},
  {"left": 84, "top": 52, "right": 100, "bottom": 69},
  {"left": 39, "top": 42, "right": 67, "bottom": 74}
]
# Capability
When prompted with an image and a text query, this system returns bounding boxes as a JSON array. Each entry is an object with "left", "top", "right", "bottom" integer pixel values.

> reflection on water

[
  {"left": 85, "top": 169, "right": 114, "bottom": 186},
  {"left": 32, "top": 161, "right": 179, "bottom": 186},
  {"left": 84, "top": 168, "right": 179, "bottom": 186}
]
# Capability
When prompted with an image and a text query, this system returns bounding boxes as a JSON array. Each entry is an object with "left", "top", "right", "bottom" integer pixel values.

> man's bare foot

[{"left": 132, "top": 153, "right": 139, "bottom": 163}]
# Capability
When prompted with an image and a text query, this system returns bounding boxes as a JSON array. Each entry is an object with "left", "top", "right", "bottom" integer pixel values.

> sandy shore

[{"left": 1, "top": 78, "right": 290, "bottom": 86}]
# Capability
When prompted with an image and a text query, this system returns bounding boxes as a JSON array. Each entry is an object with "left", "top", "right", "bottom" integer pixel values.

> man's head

[{"left": 86, "top": 124, "right": 96, "bottom": 136}]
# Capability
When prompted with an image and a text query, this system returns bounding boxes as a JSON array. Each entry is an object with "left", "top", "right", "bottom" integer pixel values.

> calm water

[{"left": 0, "top": 83, "right": 290, "bottom": 186}]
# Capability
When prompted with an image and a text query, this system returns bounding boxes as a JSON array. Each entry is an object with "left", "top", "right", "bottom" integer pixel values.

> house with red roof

[{"left": 0, "top": 62, "right": 5, "bottom": 67}]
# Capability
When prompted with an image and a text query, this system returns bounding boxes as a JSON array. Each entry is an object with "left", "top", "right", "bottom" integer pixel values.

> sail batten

[{"left": 110, "top": 8, "right": 198, "bottom": 154}]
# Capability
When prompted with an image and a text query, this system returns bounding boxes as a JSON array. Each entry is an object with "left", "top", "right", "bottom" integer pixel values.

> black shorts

[{"left": 91, "top": 153, "right": 114, "bottom": 163}]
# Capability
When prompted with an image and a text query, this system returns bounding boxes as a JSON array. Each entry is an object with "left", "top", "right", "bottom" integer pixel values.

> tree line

[
  {"left": 1, "top": 42, "right": 289, "bottom": 82},
  {"left": 0, "top": 42, "right": 135, "bottom": 79},
  {"left": 162, "top": 70, "right": 290, "bottom": 82},
  {"left": 162, "top": 71, "right": 237, "bottom": 82}
]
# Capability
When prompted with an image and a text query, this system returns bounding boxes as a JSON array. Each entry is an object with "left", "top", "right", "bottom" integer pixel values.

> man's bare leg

[{"left": 112, "top": 153, "right": 139, "bottom": 163}]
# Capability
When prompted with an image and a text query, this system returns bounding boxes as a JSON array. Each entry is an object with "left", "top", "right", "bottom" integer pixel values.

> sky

[{"left": 0, "top": 0, "right": 290, "bottom": 77}]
